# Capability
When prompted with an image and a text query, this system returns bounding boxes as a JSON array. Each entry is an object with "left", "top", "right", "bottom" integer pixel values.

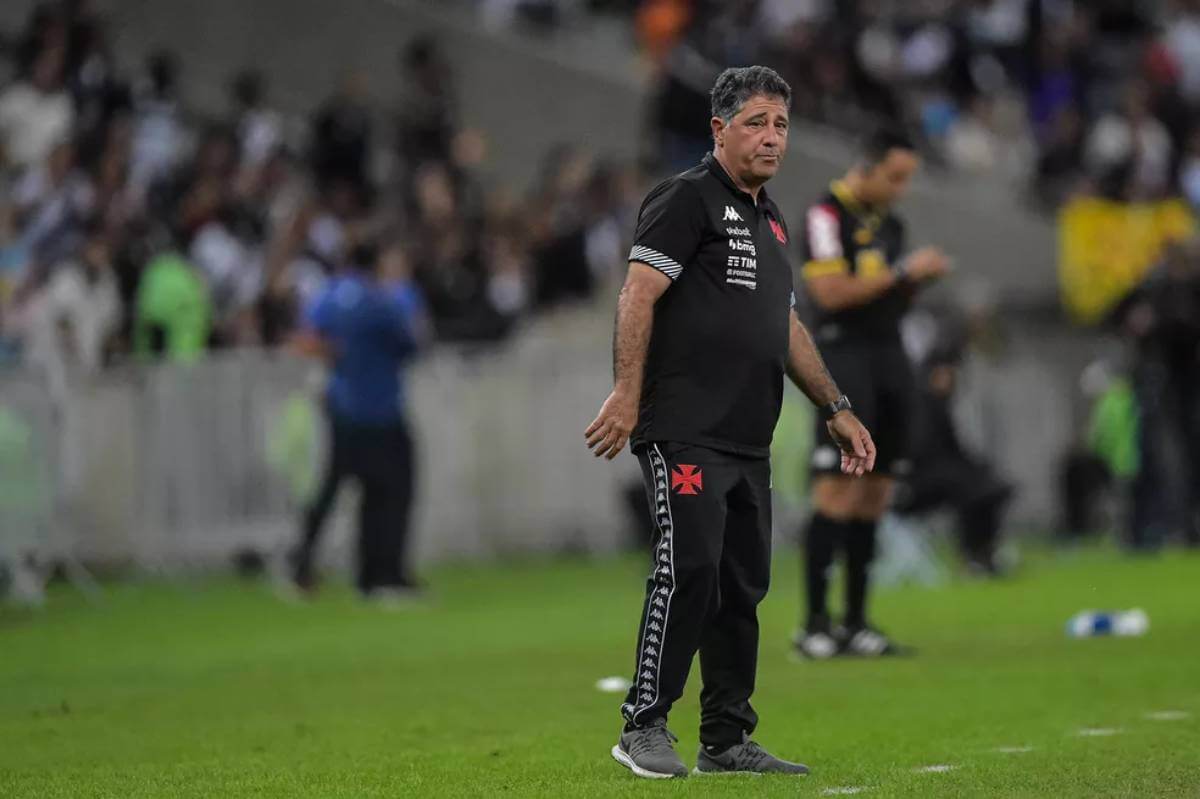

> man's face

[
  {"left": 713, "top": 94, "right": 789, "bottom": 185},
  {"left": 861, "top": 148, "right": 919, "bottom": 207}
]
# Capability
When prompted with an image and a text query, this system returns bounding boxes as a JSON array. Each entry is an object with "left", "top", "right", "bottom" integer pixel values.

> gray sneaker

[
  {"left": 611, "top": 718, "right": 689, "bottom": 779},
  {"left": 694, "top": 734, "right": 810, "bottom": 776}
]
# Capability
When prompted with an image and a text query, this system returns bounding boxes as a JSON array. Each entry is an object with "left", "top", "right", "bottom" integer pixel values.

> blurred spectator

[
  {"left": 133, "top": 245, "right": 211, "bottom": 361},
  {"left": 898, "top": 347, "right": 1015, "bottom": 576},
  {"left": 946, "top": 95, "right": 1003, "bottom": 172},
  {"left": 1117, "top": 239, "right": 1200, "bottom": 549},
  {"left": 1032, "top": 105, "right": 1085, "bottom": 206},
  {"left": 648, "top": 22, "right": 722, "bottom": 173},
  {"left": 407, "top": 160, "right": 498, "bottom": 340},
  {"left": 188, "top": 204, "right": 263, "bottom": 347},
  {"left": 66, "top": 10, "right": 128, "bottom": 166},
  {"left": 229, "top": 69, "right": 283, "bottom": 170},
  {"left": 1085, "top": 82, "right": 1174, "bottom": 200},
  {"left": 1179, "top": 127, "right": 1200, "bottom": 209},
  {"left": 9, "top": 138, "right": 94, "bottom": 271},
  {"left": 395, "top": 36, "right": 457, "bottom": 172},
  {"left": 0, "top": 43, "right": 74, "bottom": 173},
  {"left": 311, "top": 69, "right": 373, "bottom": 194},
  {"left": 1059, "top": 359, "right": 1134, "bottom": 540},
  {"left": 635, "top": 0, "right": 692, "bottom": 64},
  {"left": 128, "top": 50, "right": 188, "bottom": 202},
  {"left": 13, "top": 219, "right": 119, "bottom": 392},
  {"left": 529, "top": 144, "right": 597, "bottom": 307},
  {"left": 1164, "top": 1, "right": 1200, "bottom": 105}
]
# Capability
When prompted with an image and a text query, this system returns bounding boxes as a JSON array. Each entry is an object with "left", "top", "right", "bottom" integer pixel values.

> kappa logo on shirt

[
  {"left": 723, "top": 205, "right": 744, "bottom": 222},
  {"left": 671, "top": 465, "right": 703, "bottom": 495}
]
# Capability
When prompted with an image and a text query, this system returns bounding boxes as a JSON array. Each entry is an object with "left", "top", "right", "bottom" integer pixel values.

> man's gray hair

[{"left": 710, "top": 66, "right": 792, "bottom": 123}]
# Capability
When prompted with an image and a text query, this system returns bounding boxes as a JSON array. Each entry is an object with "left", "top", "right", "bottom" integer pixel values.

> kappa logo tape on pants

[{"left": 622, "top": 445, "right": 677, "bottom": 724}]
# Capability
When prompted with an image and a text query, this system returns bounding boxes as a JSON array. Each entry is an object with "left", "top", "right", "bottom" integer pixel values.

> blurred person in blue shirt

[{"left": 289, "top": 239, "right": 428, "bottom": 599}]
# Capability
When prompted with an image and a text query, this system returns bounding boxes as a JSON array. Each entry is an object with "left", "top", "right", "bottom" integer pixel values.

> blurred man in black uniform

[
  {"left": 795, "top": 129, "right": 949, "bottom": 659},
  {"left": 898, "top": 349, "right": 1014, "bottom": 575},
  {"left": 1120, "top": 240, "right": 1200, "bottom": 548}
]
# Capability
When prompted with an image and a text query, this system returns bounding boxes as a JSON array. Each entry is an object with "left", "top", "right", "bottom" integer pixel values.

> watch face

[{"left": 826, "top": 397, "right": 850, "bottom": 419}]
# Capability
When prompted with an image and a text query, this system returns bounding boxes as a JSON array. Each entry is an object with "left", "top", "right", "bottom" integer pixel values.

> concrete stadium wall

[
  {"left": 0, "top": 313, "right": 1094, "bottom": 573},
  {"left": 0, "top": 334, "right": 643, "bottom": 571}
]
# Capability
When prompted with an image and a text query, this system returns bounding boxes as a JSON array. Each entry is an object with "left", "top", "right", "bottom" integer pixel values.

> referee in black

[
  {"left": 794, "top": 129, "right": 949, "bottom": 660},
  {"left": 585, "top": 66, "right": 876, "bottom": 780}
]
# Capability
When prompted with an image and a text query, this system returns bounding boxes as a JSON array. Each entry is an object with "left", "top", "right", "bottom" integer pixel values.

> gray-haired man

[{"left": 585, "top": 66, "right": 877, "bottom": 779}]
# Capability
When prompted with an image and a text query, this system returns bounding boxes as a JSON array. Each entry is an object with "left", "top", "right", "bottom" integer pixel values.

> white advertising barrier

[{"left": 1, "top": 325, "right": 1075, "bottom": 572}]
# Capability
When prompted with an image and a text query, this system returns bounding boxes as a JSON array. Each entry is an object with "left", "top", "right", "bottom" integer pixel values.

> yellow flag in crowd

[{"left": 1058, "top": 197, "right": 1194, "bottom": 324}]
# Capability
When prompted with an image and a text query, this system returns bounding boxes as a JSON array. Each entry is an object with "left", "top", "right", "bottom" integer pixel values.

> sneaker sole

[
  {"left": 787, "top": 647, "right": 837, "bottom": 664},
  {"left": 610, "top": 745, "right": 686, "bottom": 779},
  {"left": 694, "top": 765, "right": 807, "bottom": 777},
  {"left": 692, "top": 767, "right": 766, "bottom": 777}
]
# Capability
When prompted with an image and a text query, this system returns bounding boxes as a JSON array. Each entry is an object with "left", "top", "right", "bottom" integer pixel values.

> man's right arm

[
  {"left": 585, "top": 263, "right": 670, "bottom": 460},
  {"left": 801, "top": 204, "right": 947, "bottom": 312},
  {"left": 805, "top": 248, "right": 948, "bottom": 311},
  {"left": 585, "top": 177, "right": 703, "bottom": 460}
]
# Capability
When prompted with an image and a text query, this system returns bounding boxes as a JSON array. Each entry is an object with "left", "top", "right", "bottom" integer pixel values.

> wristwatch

[{"left": 822, "top": 394, "right": 852, "bottom": 420}]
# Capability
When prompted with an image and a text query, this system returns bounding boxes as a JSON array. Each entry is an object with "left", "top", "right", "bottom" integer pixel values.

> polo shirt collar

[{"left": 704, "top": 153, "right": 770, "bottom": 209}]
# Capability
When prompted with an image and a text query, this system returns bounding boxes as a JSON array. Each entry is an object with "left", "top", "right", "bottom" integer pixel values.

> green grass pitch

[{"left": 2, "top": 545, "right": 1198, "bottom": 797}]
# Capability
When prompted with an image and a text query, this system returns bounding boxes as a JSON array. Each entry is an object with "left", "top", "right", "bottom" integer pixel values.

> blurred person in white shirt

[
  {"left": 0, "top": 44, "right": 75, "bottom": 173},
  {"left": 128, "top": 50, "right": 189, "bottom": 202},
  {"left": 14, "top": 220, "right": 120, "bottom": 391},
  {"left": 1085, "top": 81, "right": 1173, "bottom": 199},
  {"left": 10, "top": 138, "right": 95, "bottom": 273},
  {"left": 1165, "top": 1, "right": 1200, "bottom": 104},
  {"left": 229, "top": 69, "right": 283, "bottom": 170}
]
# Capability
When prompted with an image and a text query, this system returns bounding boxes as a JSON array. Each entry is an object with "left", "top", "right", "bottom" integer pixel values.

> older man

[{"left": 585, "top": 66, "right": 876, "bottom": 779}]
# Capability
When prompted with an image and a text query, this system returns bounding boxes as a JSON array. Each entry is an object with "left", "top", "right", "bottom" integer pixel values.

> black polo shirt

[
  {"left": 800, "top": 179, "right": 912, "bottom": 344},
  {"left": 628, "top": 153, "right": 795, "bottom": 458}
]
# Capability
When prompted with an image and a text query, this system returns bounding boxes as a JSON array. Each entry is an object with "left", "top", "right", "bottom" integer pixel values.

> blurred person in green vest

[
  {"left": 1061, "top": 360, "right": 1136, "bottom": 541},
  {"left": 133, "top": 244, "right": 211, "bottom": 361}
]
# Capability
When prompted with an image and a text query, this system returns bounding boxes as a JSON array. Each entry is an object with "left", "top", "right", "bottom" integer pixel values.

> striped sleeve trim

[{"left": 629, "top": 245, "right": 684, "bottom": 280}]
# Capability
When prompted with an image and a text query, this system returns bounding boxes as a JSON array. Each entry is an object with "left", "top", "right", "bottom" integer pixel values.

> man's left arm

[
  {"left": 290, "top": 291, "right": 336, "bottom": 363},
  {"left": 387, "top": 280, "right": 431, "bottom": 357},
  {"left": 786, "top": 309, "right": 877, "bottom": 476}
]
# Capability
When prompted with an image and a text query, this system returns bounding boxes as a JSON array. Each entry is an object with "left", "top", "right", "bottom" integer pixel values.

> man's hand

[
  {"left": 902, "top": 246, "right": 951, "bottom": 283},
  {"left": 826, "top": 410, "right": 877, "bottom": 477},
  {"left": 585, "top": 389, "right": 638, "bottom": 460}
]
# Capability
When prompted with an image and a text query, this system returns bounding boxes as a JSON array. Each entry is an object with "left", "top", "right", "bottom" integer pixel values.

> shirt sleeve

[
  {"left": 628, "top": 178, "right": 706, "bottom": 281},
  {"left": 303, "top": 290, "right": 333, "bottom": 335},
  {"left": 386, "top": 280, "right": 429, "bottom": 356},
  {"left": 802, "top": 203, "right": 850, "bottom": 279}
]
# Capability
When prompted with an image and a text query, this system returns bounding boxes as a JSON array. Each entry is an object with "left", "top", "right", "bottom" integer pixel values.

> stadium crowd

[
  {"left": 626, "top": 0, "right": 1200, "bottom": 208},
  {"left": 0, "top": 0, "right": 642, "bottom": 379}
]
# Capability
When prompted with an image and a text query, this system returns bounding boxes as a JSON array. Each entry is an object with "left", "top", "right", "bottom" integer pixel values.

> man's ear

[{"left": 711, "top": 116, "right": 725, "bottom": 148}]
